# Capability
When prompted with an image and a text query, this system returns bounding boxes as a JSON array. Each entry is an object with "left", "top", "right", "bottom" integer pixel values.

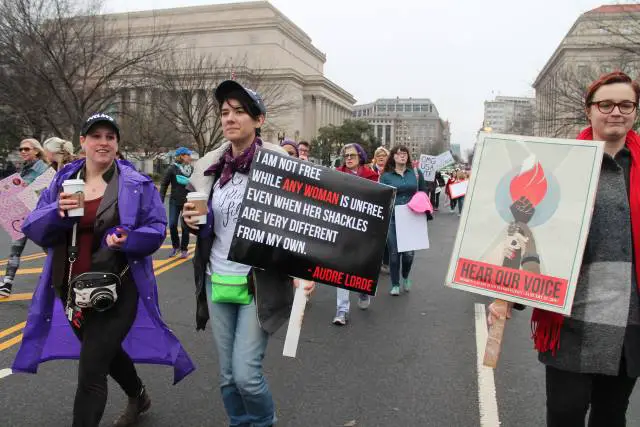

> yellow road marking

[
  {"left": 0, "top": 322, "right": 26, "bottom": 340},
  {"left": 0, "top": 293, "right": 33, "bottom": 302},
  {"left": 0, "top": 253, "right": 47, "bottom": 266},
  {"left": 0, "top": 334, "right": 23, "bottom": 351},
  {"left": 0, "top": 248, "right": 195, "bottom": 352},
  {"left": 0, "top": 244, "right": 195, "bottom": 276}
]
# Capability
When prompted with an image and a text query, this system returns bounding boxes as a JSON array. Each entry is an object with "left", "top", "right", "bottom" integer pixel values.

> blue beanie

[{"left": 175, "top": 147, "right": 192, "bottom": 156}]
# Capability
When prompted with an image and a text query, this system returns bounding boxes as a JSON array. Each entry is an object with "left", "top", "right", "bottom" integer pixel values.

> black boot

[{"left": 113, "top": 386, "right": 151, "bottom": 427}]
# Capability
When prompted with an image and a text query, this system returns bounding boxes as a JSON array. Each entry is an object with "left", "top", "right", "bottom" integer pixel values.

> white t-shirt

[{"left": 207, "top": 172, "right": 252, "bottom": 277}]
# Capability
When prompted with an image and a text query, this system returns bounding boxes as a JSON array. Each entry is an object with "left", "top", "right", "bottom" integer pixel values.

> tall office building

[{"left": 483, "top": 96, "right": 535, "bottom": 135}]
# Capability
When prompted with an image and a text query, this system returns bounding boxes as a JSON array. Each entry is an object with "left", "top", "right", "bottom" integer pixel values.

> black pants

[
  {"left": 430, "top": 189, "right": 440, "bottom": 209},
  {"left": 546, "top": 363, "right": 637, "bottom": 427},
  {"left": 61, "top": 277, "right": 142, "bottom": 427}
]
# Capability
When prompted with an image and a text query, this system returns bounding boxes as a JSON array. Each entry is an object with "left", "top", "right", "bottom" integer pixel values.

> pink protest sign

[
  {"left": 17, "top": 167, "right": 55, "bottom": 210},
  {"left": 0, "top": 174, "right": 31, "bottom": 240}
]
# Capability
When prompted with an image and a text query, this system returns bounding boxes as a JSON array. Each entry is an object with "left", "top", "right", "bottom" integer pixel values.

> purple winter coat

[{"left": 12, "top": 159, "right": 195, "bottom": 384}]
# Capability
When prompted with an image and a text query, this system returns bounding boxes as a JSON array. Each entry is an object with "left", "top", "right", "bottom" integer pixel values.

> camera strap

[{"left": 65, "top": 222, "right": 79, "bottom": 321}]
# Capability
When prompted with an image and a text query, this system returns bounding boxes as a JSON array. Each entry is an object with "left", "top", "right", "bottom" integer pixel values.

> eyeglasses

[
  {"left": 343, "top": 153, "right": 358, "bottom": 159},
  {"left": 589, "top": 100, "right": 637, "bottom": 115},
  {"left": 18, "top": 147, "right": 32, "bottom": 152}
]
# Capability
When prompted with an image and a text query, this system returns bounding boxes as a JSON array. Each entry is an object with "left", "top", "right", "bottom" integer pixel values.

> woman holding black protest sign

[
  {"left": 183, "top": 80, "right": 313, "bottom": 427},
  {"left": 380, "top": 145, "right": 428, "bottom": 296},
  {"left": 488, "top": 71, "right": 640, "bottom": 427},
  {"left": 331, "top": 143, "right": 379, "bottom": 325}
]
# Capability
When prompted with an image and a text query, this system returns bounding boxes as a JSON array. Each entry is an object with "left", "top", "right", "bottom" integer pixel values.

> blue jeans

[
  {"left": 206, "top": 278, "right": 275, "bottom": 427},
  {"left": 169, "top": 199, "right": 190, "bottom": 250},
  {"left": 387, "top": 218, "right": 415, "bottom": 287}
]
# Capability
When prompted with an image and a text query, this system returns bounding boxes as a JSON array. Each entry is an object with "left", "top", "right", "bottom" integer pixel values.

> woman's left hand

[
  {"left": 106, "top": 227, "right": 128, "bottom": 249},
  {"left": 294, "top": 279, "right": 315, "bottom": 296}
]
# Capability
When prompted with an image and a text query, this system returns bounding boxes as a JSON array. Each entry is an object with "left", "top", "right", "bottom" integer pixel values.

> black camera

[{"left": 71, "top": 272, "right": 120, "bottom": 312}]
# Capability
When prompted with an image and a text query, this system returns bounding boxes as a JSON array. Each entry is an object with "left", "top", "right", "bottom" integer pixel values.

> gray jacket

[
  {"left": 539, "top": 149, "right": 640, "bottom": 377},
  {"left": 188, "top": 141, "right": 294, "bottom": 334}
]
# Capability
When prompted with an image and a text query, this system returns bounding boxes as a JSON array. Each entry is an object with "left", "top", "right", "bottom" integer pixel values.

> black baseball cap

[
  {"left": 215, "top": 80, "right": 267, "bottom": 116},
  {"left": 80, "top": 113, "right": 121, "bottom": 140}
]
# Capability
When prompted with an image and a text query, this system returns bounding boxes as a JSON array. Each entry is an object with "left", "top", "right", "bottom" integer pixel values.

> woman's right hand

[
  {"left": 58, "top": 192, "right": 79, "bottom": 218},
  {"left": 182, "top": 202, "right": 201, "bottom": 230},
  {"left": 487, "top": 300, "right": 513, "bottom": 326}
]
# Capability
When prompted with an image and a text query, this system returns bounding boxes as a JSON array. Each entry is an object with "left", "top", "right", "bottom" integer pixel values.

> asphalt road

[{"left": 0, "top": 210, "right": 638, "bottom": 426}]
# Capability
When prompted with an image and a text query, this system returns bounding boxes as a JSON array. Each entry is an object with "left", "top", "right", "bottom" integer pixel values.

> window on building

[
  {"left": 378, "top": 105, "right": 387, "bottom": 113},
  {"left": 413, "top": 104, "right": 420, "bottom": 112},
  {"left": 388, "top": 105, "right": 396, "bottom": 112},
  {"left": 386, "top": 125, "right": 391, "bottom": 143}
]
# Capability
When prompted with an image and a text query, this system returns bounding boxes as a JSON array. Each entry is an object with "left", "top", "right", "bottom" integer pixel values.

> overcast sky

[{"left": 108, "top": 0, "right": 614, "bottom": 151}]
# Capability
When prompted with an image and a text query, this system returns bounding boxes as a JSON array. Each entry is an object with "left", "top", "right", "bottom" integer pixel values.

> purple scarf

[{"left": 205, "top": 137, "right": 262, "bottom": 187}]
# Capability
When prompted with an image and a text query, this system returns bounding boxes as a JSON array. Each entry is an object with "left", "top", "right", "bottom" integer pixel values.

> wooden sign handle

[{"left": 483, "top": 299, "right": 508, "bottom": 368}]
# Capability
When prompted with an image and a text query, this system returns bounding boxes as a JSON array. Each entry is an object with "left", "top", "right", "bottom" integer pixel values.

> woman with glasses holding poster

[
  {"left": 183, "top": 80, "right": 313, "bottom": 427},
  {"left": 380, "top": 145, "right": 428, "bottom": 296},
  {"left": 331, "top": 143, "right": 379, "bottom": 325},
  {"left": 488, "top": 71, "right": 640, "bottom": 427},
  {"left": 0, "top": 138, "right": 49, "bottom": 297}
]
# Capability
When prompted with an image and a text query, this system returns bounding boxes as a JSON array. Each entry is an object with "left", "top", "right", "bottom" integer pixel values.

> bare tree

[
  {"left": 118, "top": 102, "right": 186, "bottom": 162},
  {"left": 592, "top": 5, "right": 640, "bottom": 57},
  {"left": 538, "top": 57, "right": 639, "bottom": 137},
  {"left": 536, "top": 7, "right": 640, "bottom": 138},
  {"left": 0, "top": 0, "right": 170, "bottom": 142},
  {"left": 151, "top": 50, "right": 293, "bottom": 156}
]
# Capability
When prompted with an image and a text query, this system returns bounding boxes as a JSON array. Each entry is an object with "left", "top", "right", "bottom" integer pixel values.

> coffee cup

[
  {"left": 62, "top": 179, "right": 85, "bottom": 217},
  {"left": 186, "top": 192, "right": 208, "bottom": 225}
]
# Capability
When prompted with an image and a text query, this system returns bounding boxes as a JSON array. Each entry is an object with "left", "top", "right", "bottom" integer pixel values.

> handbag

[
  {"left": 210, "top": 272, "right": 252, "bottom": 305},
  {"left": 64, "top": 221, "right": 129, "bottom": 320},
  {"left": 408, "top": 169, "right": 434, "bottom": 220}
]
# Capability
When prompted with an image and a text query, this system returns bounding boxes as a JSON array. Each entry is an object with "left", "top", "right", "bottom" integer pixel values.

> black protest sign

[{"left": 228, "top": 148, "right": 395, "bottom": 296}]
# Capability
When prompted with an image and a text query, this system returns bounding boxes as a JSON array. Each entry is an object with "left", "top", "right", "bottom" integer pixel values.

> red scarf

[{"left": 532, "top": 127, "right": 640, "bottom": 354}]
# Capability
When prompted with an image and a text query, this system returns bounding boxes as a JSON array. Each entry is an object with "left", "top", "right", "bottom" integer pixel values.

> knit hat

[
  {"left": 342, "top": 143, "right": 368, "bottom": 165},
  {"left": 280, "top": 139, "right": 299, "bottom": 157}
]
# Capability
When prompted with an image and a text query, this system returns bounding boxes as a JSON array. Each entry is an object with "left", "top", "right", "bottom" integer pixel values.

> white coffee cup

[
  {"left": 62, "top": 179, "right": 85, "bottom": 217},
  {"left": 186, "top": 192, "right": 208, "bottom": 225}
]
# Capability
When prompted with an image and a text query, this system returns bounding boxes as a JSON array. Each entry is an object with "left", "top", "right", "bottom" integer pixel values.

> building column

[{"left": 315, "top": 97, "right": 322, "bottom": 134}]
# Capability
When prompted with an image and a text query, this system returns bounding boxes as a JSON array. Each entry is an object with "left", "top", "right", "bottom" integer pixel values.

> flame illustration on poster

[{"left": 502, "top": 155, "right": 547, "bottom": 271}]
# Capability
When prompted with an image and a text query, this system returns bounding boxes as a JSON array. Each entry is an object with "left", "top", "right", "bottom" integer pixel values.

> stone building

[
  {"left": 352, "top": 98, "right": 450, "bottom": 158},
  {"left": 533, "top": 4, "right": 640, "bottom": 137},
  {"left": 107, "top": 1, "right": 355, "bottom": 143}
]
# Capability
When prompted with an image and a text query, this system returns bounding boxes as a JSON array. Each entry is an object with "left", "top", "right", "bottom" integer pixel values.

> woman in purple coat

[{"left": 12, "top": 113, "right": 194, "bottom": 427}]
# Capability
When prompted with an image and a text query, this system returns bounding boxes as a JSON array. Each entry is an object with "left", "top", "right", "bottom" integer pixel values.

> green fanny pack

[{"left": 211, "top": 273, "right": 251, "bottom": 305}]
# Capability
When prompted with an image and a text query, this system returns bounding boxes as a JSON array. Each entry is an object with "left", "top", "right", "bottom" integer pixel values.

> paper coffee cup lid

[
  {"left": 62, "top": 179, "right": 85, "bottom": 186},
  {"left": 187, "top": 191, "right": 207, "bottom": 199}
]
